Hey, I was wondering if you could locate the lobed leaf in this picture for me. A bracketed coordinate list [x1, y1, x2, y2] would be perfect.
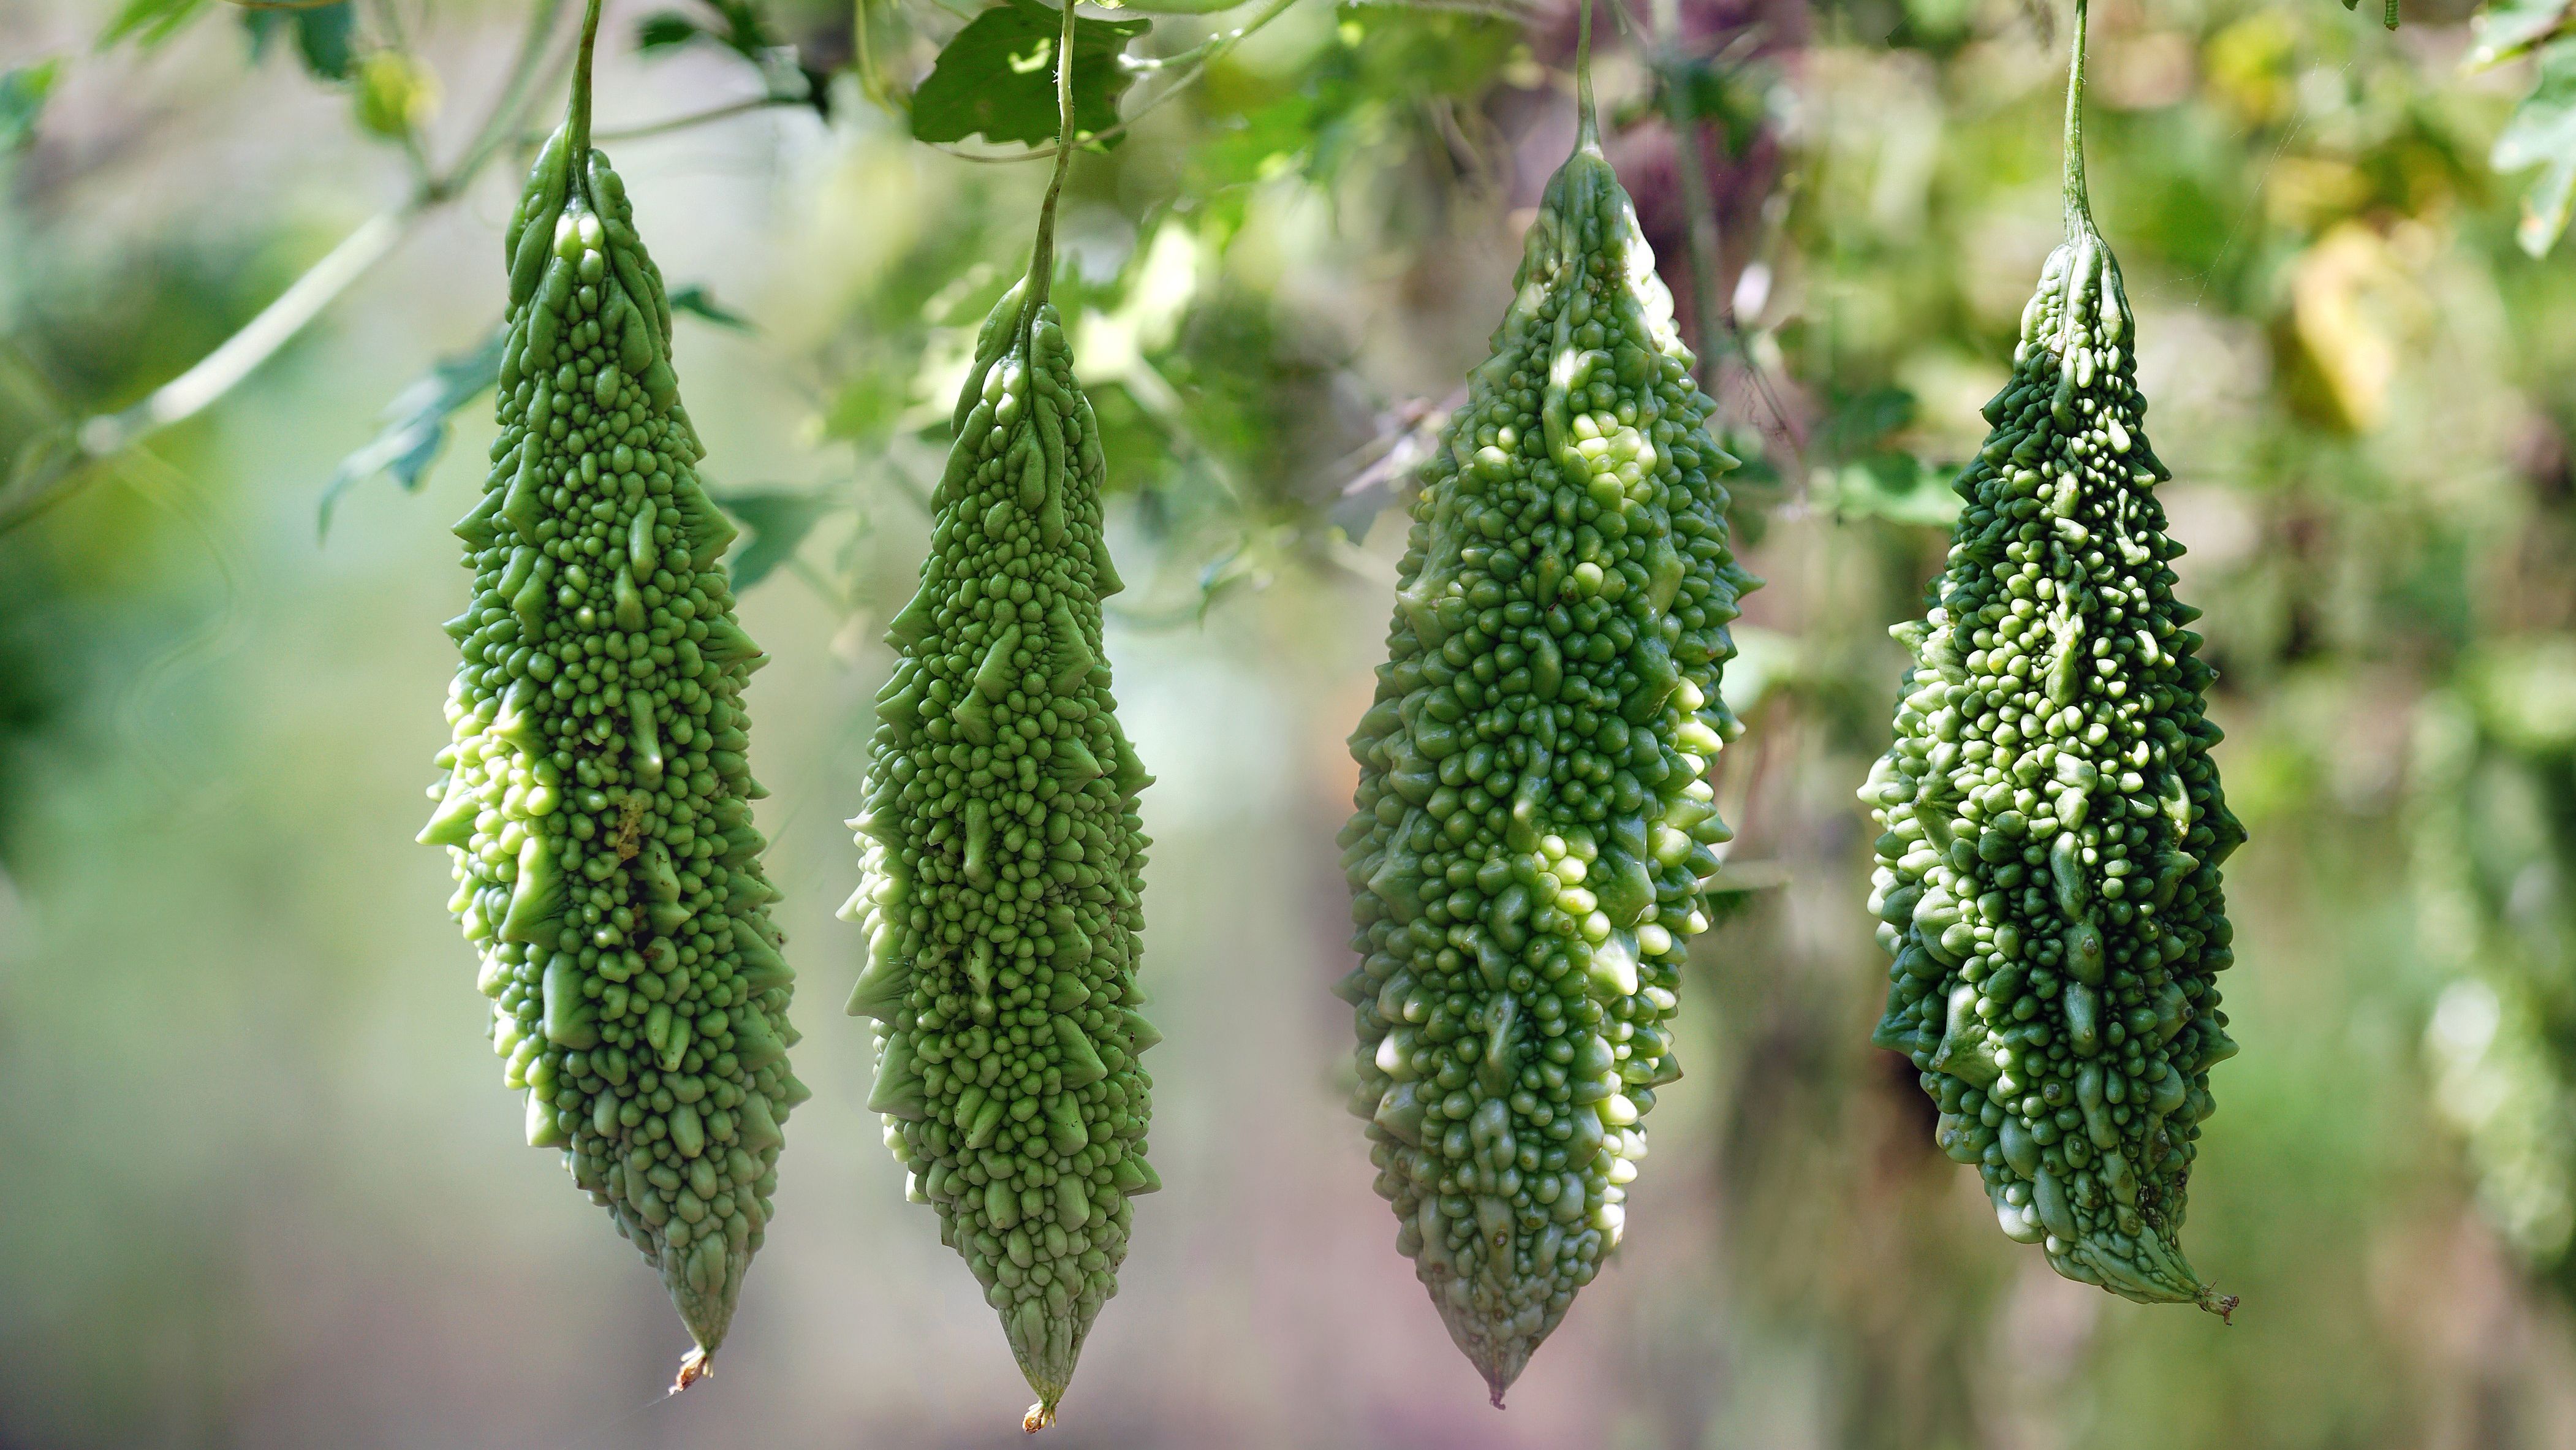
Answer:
[909, 0, 1150, 149]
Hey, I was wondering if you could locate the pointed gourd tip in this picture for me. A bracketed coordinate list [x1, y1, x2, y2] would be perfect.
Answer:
[1470, 1342, 1528, 1408]
[1022, 1399, 1057, 1434]
[671, 1346, 713, 1394]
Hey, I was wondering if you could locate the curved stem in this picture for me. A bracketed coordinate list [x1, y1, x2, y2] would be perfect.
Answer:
[568, 0, 607, 169]
[2063, 0, 2091, 228]
[592, 94, 795, 143]
[1575, 0, 1599, 150]
[1025, 0, 1082, 311]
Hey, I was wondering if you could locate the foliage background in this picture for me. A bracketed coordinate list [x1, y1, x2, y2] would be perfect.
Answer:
[6, 0, 2576, 1443]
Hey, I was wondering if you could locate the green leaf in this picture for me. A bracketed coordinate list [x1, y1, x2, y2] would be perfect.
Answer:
[316, 328, 504, 537]
[1818, 385, 1917, 456]
[2470, 0, 2576, 69]
[1660, 55, 1769, 155]
[102, 0, 210, 47]
[1825, 451, 1962, 527]
[635, 1, 830, 118]
[820, 359, 912, 446]
[636, 10, 708, 51]
[2494, 37, 2576, 257]
[0, 60, 62, 153]
[667, 285, 754, 332]
[1091, 0, 1254, 13]
[295, 4, 358, 80]
[246, 2, 357, 80]
[910, 0, 1150, 150]
[712, 490, 838, 590]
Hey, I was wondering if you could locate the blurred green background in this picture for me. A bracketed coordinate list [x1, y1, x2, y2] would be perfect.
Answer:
[9, 0, 2576, 1443]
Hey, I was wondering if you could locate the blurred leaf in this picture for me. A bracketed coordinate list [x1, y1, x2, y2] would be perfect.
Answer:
[1660, 56, 1769, 156]
[354, 50, 439, 139]
[244, 2, 357, 81]
[1817, 385, 1916, 455]
[820, 359, 912, 446]
[910, 0, 1150, 150]
[634, 1, 830, 120]
[101, 0, 210, 47]
[2468, 637, 2576, 751]
[1824, 451, 1961, 526]
[0, 59, 63, 153]
[2469, 0, 2576, 68]
[2495, 37, 2576, 257]
[667, 284, 754, 332]
[316, 327, 503, 537]
[713, 490, 837, 589]
[1093, 0, 1255, 12]
[2283, 224, 2408, 425]
[636, 10, 708, 51]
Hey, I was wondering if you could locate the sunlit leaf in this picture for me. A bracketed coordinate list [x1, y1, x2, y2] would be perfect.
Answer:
[2469, 0, 2576, 68]
[101, 0, 210, 47]
[910, 0, 1150, 150]
[316, 328, 503, 537]
[2496, 39, 2576, 257]
[1824, 451, 1961, 527]
[0, 60, 62, 153]
[713, 490, 839, 589]
[820, 359, 912, 446]
[1091, 0, 1256, 13]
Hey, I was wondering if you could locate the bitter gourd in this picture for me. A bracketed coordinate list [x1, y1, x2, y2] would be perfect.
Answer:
[422, 0, 802, 1386]
[1335, 2, 1754, 1402]
[1861, 0, 2240, 1316]
[842, 2, 1157, 1428]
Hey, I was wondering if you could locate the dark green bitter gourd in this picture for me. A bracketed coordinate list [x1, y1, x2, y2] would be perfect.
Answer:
[421, 0, 803, 1387]
[842, 3, 1157, 1429]
[1862, 0, 2241, 1317]
[1336, 2, 1755, 1403]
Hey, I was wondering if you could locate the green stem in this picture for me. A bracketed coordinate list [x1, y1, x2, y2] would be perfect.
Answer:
[568, 0, 607, 170]
[2063, 0, 2091, 229]
[1026, 0, 1082, 311]
[592, 95, 796, 143]
[1575, 0, 1599, 151]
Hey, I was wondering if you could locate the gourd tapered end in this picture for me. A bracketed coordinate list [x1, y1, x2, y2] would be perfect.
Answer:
[1432, 1298, 1538, 1409]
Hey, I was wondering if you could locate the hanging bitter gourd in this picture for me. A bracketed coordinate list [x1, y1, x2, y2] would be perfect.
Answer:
[420, 0, 803, 1386]
[1335, 2, 1754, 1402]
[841, 3, 1157, 1429]
[1861, 0, 2240, 1316]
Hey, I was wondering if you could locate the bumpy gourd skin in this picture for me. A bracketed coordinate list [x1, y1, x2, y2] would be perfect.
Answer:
[423, 126, 804, 1375]
[844, 272, 1158, 1428]
[1336, 132, 1754, 1403]
[1860, 203, 2243, 1314]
